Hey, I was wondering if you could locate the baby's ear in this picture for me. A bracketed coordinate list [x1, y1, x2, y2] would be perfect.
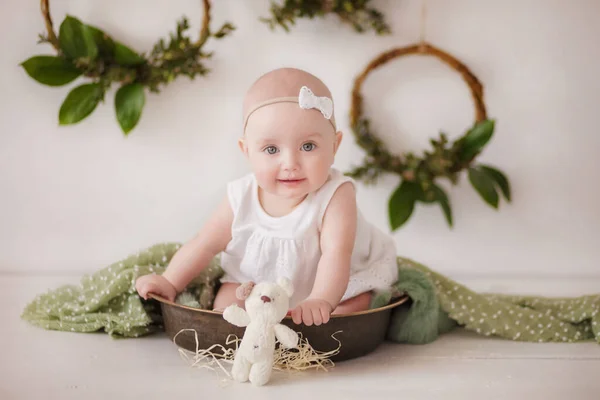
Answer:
[333, 131, 343, 155]
[277, 277, 294, 298]
[236, 281, 255, 300]
[238, 137, 248, 157]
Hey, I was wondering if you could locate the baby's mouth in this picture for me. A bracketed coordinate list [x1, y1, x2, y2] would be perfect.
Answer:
[278, 178, 305, 184]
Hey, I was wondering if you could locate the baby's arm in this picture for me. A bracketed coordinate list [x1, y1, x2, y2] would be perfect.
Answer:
[291, 182, 357, 325]
[162, 194, 233, 291]
[136, 194, 233, 300]
[311, 182, 357, 307]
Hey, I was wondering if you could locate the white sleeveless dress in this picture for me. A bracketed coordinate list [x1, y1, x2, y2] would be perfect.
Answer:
[219, 168, 398, 308]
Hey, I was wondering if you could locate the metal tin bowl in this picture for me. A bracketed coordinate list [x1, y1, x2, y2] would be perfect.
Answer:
[151, 294, 408, 362]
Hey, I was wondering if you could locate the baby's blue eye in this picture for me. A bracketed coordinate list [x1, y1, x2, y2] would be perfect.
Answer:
[302, 142, 316, 152]
[264, 146, 278, 154]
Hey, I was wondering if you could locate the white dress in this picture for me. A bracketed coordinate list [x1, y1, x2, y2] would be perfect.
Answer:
[219, 168, 399, 308]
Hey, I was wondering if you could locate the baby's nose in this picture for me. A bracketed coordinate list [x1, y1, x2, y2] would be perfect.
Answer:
[260, 295, 272, 303]
[282, 151, 299, 171]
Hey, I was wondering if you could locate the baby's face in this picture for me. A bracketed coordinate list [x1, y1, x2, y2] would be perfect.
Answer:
[240, 102, 342, 200]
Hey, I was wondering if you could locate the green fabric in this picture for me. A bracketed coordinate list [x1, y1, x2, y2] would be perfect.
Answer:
[21, 243, 223, 337]
[388, 257, 600, 344]
[21, 242, 600, 345]
[385, 264, 458, 344]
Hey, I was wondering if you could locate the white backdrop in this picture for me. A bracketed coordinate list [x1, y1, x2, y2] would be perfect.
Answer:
[1, 0, 599, 278]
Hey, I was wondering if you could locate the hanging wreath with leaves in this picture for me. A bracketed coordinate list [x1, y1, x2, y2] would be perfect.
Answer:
[20, 0, 234, 134]
[346, 42, 511, 231]
[262, 0, 390, 34]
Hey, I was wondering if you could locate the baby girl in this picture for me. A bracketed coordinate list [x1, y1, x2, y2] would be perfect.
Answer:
[136, 67, 398, 326]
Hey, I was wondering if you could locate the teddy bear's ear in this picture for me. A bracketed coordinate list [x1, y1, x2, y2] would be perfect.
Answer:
[236, 281, 255, 300]
[277, 277, 294, 297]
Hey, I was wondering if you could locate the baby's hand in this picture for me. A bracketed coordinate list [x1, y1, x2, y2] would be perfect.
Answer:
[290, 298, 333, 326]
[135, 274, 177, 302]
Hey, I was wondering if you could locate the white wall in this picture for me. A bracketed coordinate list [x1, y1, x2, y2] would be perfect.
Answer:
[1, 0, 599, 278]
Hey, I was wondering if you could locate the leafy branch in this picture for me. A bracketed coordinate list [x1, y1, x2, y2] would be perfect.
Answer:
[261, 0, 390, 35]
[21, 0, 234, 135]
[349, 119, 511, 230]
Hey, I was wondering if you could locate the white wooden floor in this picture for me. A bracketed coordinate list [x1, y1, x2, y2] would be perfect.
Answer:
[2, 273, 600, 400]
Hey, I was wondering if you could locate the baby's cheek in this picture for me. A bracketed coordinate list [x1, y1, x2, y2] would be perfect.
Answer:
[251, 157, 274, 182]
[252, 163, 276, 186]
[308, 156, 333, 186]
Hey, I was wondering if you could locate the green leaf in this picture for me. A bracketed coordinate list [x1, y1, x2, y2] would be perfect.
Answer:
[458, 119, 495, 161]
[213, 22, 235, 39]
[86, 25, 144, 66]
[417, 187, 437, 204]
[59, 83, 103, 125]
[468, 167, 499, 209]
[114, 43, 145, 66]
[59, 16, 98, 60]
[388, 180, 419, 230]
[86, 25, 115, 58]
[115, 83, 145, 134]
[432, 184, 453, 227]
[21, 56, 81, 86]
[479, 164, 511, 202]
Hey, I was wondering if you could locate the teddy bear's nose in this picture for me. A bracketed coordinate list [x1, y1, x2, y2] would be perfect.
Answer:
[260, 295, 272, 303]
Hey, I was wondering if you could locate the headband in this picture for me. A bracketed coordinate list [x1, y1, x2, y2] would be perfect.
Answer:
[243, 86, 336, 132]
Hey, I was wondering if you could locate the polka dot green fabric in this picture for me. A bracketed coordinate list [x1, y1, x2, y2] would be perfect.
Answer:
[394, 257, 600, 344]
[21, 243, 223, 337]
[21, 243, 599, 345]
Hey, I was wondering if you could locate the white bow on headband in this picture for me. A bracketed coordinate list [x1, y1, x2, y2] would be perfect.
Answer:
[243, 85, 336, 132]
[298, 86, 333, 120]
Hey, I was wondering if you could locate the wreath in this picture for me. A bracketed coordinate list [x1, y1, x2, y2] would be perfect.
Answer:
[346, 42, 511, 230]
[20, 0, 234, 134]
[20, 0, 389, 135]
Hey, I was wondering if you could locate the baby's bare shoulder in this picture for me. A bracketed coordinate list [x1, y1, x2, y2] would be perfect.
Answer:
[320, 182, 357, 249]
[325, 182, 356, 214]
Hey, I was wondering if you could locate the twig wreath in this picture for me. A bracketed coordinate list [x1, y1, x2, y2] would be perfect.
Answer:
[20, 0, 389, 135]
[21, 0, 234, 134]
[346, 42, 511, 230]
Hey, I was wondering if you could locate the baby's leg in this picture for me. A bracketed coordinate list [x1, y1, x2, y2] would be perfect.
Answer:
[332, 292, 372, 315]
[212, 282, 244, 311]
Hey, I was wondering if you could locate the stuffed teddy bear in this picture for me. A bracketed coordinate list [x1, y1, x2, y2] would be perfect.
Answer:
[222, 278, 299, 386]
